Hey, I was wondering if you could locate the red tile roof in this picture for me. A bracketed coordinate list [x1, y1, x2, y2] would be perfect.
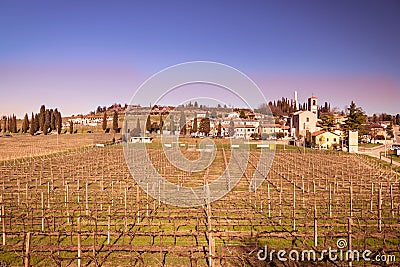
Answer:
[312, 130, 340, 137]
[311, 130, 326, 136]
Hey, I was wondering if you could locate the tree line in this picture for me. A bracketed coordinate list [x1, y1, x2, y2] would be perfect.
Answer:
[371, 113, 400, 125]
[100, 111, 120, 133]
[0, 115, 18, 134]
[318, 101, 399, 141]
[0, 105, 62, 135]
[257, 97, 333, 118]
[131, 110, 222, 137]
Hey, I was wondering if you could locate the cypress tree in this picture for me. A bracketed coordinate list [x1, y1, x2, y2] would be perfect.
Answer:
[112, 111, 118, 133]
[22, 113, 29, 133]
[30, 113, 35, 135]
[44, 110, 51, 135]
[192, 117, 197, 133]
[9, 115, 17, 133]
[39, 105, 46, 131]
[11, 116, 14, 133]
[9, 116, 13, 133]
[146, 115, 151, 133]
[11, 116, 14, 132]
[69, 121, 73, 134]
[54, 109, 58, 131]
[13, 115, 17, 133]
[10, 116, 13, 133]
[159, 114, 164, 134]
[50, 109, 56, 130]
[179, 110, 186, 135]
[56, 110, 62, 134]
[6, 117, 10, 132]
[8, 116, 12, 133]
[34, 114, 40, 132]
[46, 110, 51, 131]
[6, 117, 10, 133]
[132, 118, 141, 137]
[102, 112, 107, 131]
[9, 116, 12, 132]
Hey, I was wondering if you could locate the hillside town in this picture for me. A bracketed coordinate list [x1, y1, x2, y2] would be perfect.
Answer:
[54, 93, 400, 153]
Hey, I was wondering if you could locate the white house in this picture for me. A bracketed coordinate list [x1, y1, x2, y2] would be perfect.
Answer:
[311, 131, 340, 149]
[70, 116, 103, 126]
[234, 125, 257, 139]
[227, 112, 239, 119]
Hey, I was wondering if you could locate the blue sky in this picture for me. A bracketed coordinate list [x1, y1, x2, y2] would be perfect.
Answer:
[0, 0, 399, 117]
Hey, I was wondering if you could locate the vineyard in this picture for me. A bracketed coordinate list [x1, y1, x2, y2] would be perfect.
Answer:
[0, 136, 399, 266]
[0, 134, 113, 161]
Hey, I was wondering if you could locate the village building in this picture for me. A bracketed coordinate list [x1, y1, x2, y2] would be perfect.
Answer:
[259, 123, 280, 136]
[234, 125, 257, 139]
[291, 110, 317, 139]
[311, 130, 340, 149]
[227, 112, 239, 119]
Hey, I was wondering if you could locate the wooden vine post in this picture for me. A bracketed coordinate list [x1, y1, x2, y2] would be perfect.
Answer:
[24, 232, 31, 267]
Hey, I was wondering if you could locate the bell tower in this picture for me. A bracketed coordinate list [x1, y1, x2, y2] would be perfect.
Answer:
[308, 95, 318, 117]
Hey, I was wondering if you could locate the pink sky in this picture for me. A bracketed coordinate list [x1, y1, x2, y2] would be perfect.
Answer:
[0, 63, 144, 118]
[0, 63, 399, 118]
[254, 73, 400, 115]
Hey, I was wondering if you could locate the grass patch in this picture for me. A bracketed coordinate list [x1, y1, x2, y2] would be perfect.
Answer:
[359, 143, 382, 149]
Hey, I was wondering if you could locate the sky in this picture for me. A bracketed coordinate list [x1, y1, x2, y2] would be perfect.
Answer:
[0, 0, 399, 118]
